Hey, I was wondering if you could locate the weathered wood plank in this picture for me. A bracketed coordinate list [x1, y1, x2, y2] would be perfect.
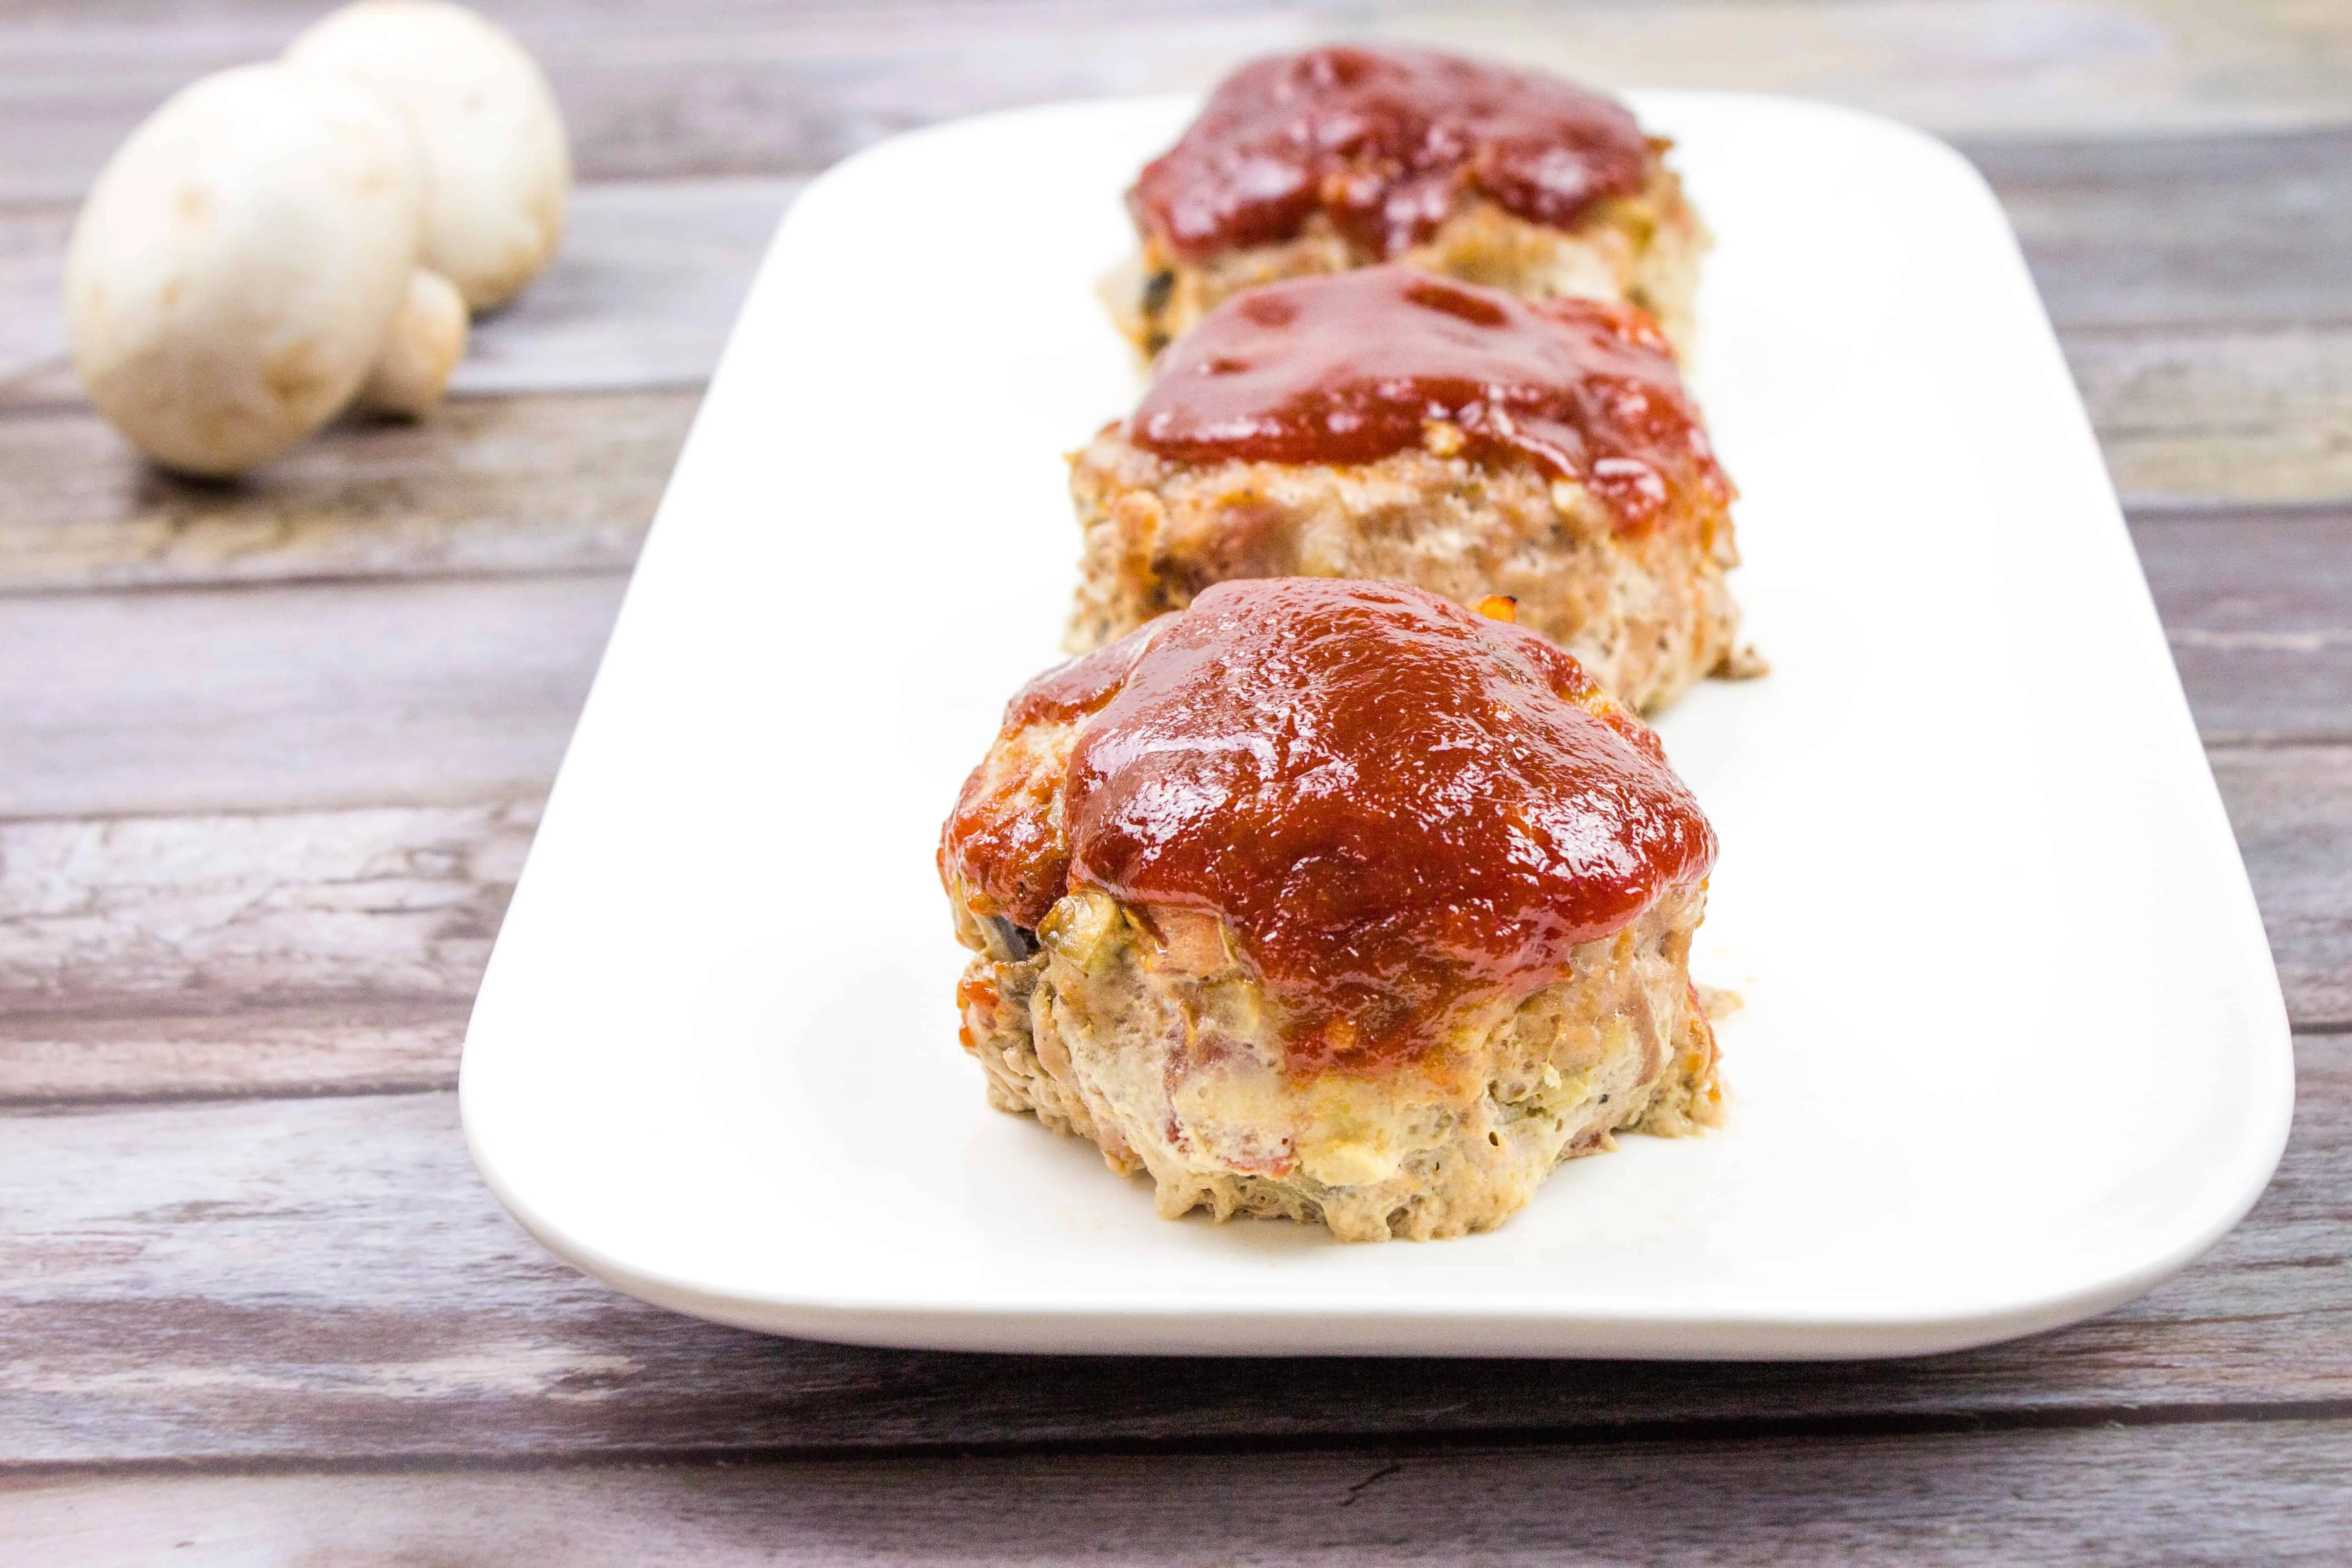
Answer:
[2133, 506, 2352, 745]
[7, 1419, 2352, 1565]
[0, 1035, 2344, 1461]
[456, 177, 798, 396]
[1977, 127, 2352, 333]
[0, 800, 528, 1002]
[0, 1007, 463, 1104]
[0, 573, 622, 819]
[2073, 326, 2352, 506]
[0, 205, 66, 395]
[0, 390, 686, 590]
[5, 0, 2352, 206]
[1384, 0, 2352, 138]
[2213, 747, 2352, 1032]
[0, 800, 533, 1101]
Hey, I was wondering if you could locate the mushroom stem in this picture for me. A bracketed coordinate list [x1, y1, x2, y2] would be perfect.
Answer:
[353, 267, 467, 418]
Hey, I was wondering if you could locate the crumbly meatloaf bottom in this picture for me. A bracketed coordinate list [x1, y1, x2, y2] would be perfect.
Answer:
[948, 883, 1721, 1244]
[1066, 432, 1743, 715]
[1116, 163, 1706, 359]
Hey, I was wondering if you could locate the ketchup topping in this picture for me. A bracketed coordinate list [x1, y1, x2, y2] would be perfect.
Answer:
[1127, 265, 1726, 531]
[941, 579, 1716, 1070]
[1132, 45, 1650, 262]
[938, 624, 1160, 935]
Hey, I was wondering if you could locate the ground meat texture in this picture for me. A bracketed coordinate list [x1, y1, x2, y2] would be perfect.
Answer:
[1114, 177, 1707, 363]
[1073, 268, 1748, 714]
[940, 579, 1725, 1243]
[1066, 426, 1744, 715]
[949, 883, 1721, 1243]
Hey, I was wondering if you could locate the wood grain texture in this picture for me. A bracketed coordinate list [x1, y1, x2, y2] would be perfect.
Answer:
[2213, 748, 2352, 1033]
[7, 1420, 2352, 1566]
[0, 206, 65, 393]
[1977, 127, 2352, 333]
[5, 0, 2352, 205]
[0, 574, 622, 819]
[2073, 327, 2352, 506]
[0, 801, 533, 1102]
[0, 1036, 2345, 1462]
[2134, 505, 2352, 745]
[0, 391, 687, 590]
[455, 177, 798, 395]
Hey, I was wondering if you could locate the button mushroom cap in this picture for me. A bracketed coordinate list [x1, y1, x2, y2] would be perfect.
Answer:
[64, 63, 425, 477]
[286, 0, 571, 311]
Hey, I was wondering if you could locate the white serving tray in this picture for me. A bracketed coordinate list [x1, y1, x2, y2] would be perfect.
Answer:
[461, 91, 2293, 1358]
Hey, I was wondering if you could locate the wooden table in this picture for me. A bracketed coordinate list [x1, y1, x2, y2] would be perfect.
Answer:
[4, 1, 2349, 1559]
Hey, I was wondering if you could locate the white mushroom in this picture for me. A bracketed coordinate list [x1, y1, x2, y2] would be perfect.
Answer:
[286, 0, 571, 312]
[64, 63, 447, 476]
[354, 265, 469, 417]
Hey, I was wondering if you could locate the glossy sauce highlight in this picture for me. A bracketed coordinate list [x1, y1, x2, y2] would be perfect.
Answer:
[943, 579, 1716, 1069]
[1132, 45, 1650, 261]
[1128, 265, 1726, 531]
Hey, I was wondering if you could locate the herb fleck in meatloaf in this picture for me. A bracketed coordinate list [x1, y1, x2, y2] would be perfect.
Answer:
[1070, 265, 1751, 714]
[940, 578, 1724, 1244]
[1113, 44, 1706, 357]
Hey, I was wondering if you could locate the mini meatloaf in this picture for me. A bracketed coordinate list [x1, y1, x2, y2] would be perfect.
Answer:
[1069, 265, 1745, 714]
[940, 577, 1723, 1244]
[1115, 44, 1706, 357]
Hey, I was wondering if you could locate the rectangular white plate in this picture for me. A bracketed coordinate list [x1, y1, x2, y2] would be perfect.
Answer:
[461, 91, 2292, 1359]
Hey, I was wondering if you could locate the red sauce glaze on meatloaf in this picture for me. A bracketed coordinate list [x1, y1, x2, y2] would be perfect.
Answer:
[940, 578, 1717, 1071]
[1127, 265, 1728, 532]
[1131, 45, 1649, 262]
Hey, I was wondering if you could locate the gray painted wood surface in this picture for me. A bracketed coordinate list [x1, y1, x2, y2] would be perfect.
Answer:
[8, 1421, 2352, 1565]
[3, 0, 2349, 1558]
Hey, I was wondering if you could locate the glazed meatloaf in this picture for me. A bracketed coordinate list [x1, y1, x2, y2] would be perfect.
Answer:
[940, 577, 1723, 1244]
[1069, 264, 1747, 714]
[1115, 44, 1706, 358]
